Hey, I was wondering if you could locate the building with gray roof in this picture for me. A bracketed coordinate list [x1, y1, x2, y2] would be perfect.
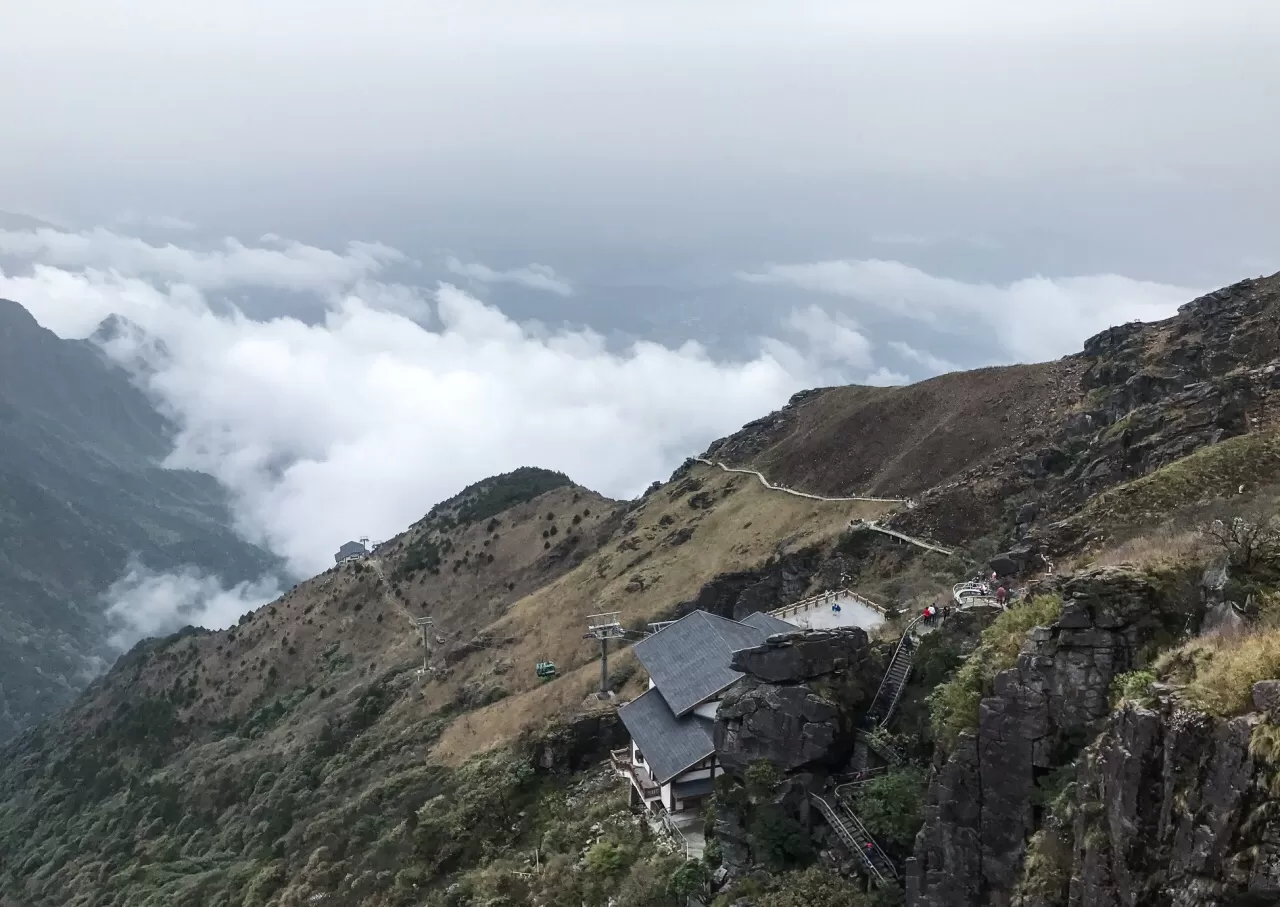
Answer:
[615, 608, 796, 816]
[333, 540, 368, 564]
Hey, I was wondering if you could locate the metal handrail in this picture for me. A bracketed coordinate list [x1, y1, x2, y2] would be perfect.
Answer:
[656, 805, 692, 860]
[866, 614, 923, 727]
[855, 728, 906, 766]
[840, 801, 899, 881]
[810, 794, 895, 884]
[834, 767, 890, 793]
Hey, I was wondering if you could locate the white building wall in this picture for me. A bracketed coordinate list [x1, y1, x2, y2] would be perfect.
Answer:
[692, 698, 720, 719]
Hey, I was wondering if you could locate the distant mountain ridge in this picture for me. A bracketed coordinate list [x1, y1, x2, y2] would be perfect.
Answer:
[0, 298, 282, 740]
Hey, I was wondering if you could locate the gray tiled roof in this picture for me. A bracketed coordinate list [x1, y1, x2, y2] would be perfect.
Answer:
[632, 610, 773, 717]
[619, 688, 715, 784]
[741, 610, 798, 636]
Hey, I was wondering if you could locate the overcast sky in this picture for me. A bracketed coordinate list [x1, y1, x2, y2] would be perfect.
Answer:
[1, 0, 1277, 639]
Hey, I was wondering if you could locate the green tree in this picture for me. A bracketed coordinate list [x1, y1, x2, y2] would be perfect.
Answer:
[748, 805, 813, 870]
[851, 767, 927, 851]
[754, 866, 886, 907]
[667, 860, 710, 902]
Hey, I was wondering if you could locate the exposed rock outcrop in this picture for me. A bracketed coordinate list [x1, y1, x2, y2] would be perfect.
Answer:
[895, 275, 1280, 549]
[1065, 700, 1280, 907]
[674, 547, 827, 621]
[713, 628, 881, 879]
[911, 567, 1202, 907]
[730, 629, 872, 684]
[521, 709, 629, 775]
[716, 629, 875, 773]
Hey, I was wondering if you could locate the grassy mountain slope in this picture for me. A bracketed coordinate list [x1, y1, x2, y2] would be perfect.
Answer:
[4, 272, 1280, 906]
[0, 458, 896, 906]
[709, 272, 1280, 546]
[704, 361, 1083, 498]
[0, 299, 282, 740]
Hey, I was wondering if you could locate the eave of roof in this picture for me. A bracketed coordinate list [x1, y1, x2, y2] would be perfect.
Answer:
[618, 687, 716, 784]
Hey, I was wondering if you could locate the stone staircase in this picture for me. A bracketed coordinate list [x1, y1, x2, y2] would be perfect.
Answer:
[811, 793, 898, 886]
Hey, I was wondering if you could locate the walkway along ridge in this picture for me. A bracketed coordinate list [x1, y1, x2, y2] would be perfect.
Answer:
[692, 457, 956, 556]
[856, 521, 956, 557]
[692, 458, 906, 505]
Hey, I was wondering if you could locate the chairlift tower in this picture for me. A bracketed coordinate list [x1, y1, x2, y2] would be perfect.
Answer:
[414, 616, 434, 676]
[583, 612, 627, 697]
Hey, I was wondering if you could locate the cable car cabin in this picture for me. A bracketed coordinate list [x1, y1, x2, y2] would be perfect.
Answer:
[535, 661, 558, 680]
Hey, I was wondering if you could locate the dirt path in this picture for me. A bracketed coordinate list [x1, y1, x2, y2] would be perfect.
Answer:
[367, 558, 418, 625]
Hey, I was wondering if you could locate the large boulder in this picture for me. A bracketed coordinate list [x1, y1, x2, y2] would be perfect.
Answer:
[729, 627, 870, 683]
[715, 627, 878, 775]
[716, 683, 842, 774]
[989, 544, 1041, 578]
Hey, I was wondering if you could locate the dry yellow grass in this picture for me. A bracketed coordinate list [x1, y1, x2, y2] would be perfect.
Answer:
[81, 464, 895, 768]
[1073, 528, 1212, 573]
[1156, 625, 1280, 716]
[429, 463, 897, 761]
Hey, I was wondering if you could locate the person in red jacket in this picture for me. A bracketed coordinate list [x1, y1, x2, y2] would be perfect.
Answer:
[996, 586, 1008, 606]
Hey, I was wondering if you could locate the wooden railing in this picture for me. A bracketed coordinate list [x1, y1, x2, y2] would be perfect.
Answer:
[611, 748, 661, 799]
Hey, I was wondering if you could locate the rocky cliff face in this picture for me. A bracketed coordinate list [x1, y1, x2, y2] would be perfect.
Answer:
[712, 628, 882, 877]
[717, 628, 876, 774]
[910, 568, 1202, 907]
[894, 275, 1280, 550]
[1063, 699, 1280, 907]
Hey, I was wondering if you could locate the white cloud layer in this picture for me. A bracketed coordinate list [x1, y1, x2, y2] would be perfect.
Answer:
[865, 367, 909, 387]
[445, 256, 574, 296]
[104, 562, 282, 650]
[784, 305, 873, 368]
[113, 212, 198, 231]
[738, 259, 1200, 362]
[2, 246, 845, 580]
[0, 227, 404, 295]
[0, 226, 1206, 638]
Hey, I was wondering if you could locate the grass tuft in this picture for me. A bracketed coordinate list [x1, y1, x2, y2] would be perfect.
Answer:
[929, 594, 1063, 748]
[1156, 628, 1280, 716]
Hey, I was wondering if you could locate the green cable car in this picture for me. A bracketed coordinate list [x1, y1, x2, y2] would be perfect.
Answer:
[535, 660, 558, 681]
